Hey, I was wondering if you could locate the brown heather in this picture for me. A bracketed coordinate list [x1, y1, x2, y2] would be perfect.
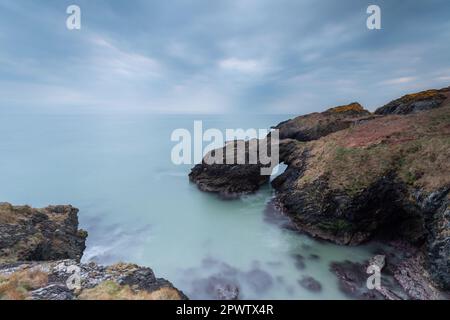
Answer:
[296, 103, 450, 195]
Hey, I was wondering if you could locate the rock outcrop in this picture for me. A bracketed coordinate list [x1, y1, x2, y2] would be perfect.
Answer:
[188, 86, 450, 296]
[0, 203, 186, 300]
[271, 101, 450, 290]
[0, 203, 87, 264]
[189, 137, 274, 198]
[0, 260, 186, 300]
[274, 102, 372, 141]
[330, 242, 448, 300]
[374, 87, 450, 115]
[189, 103, 372, 197]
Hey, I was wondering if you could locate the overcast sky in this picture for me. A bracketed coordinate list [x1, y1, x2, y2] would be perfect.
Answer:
[1, 0, 449, 114]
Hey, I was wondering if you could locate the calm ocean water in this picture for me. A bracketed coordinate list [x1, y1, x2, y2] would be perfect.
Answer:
[0, 114, 378, 299]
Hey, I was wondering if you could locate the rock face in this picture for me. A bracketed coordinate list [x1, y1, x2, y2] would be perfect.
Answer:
[188, 86, 450, 296]
[274, 102, 372, 141]
[0, 203, 187, 300]
[0, 203, 87, 264]
[375, 87, 450, 115]
[189, 138, 273, 198]
[189, 103, 372, 197]
[330, 243, 447, 300]
[271, 101, 450, 290]
[330, 259, 404, 300]
[0, 260, 187, 300]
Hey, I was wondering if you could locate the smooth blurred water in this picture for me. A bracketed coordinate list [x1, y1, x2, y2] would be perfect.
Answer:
[0, 114, 378, 299]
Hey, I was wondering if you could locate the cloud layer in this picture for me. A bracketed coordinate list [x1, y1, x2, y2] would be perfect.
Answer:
[0, 0, 449, 114]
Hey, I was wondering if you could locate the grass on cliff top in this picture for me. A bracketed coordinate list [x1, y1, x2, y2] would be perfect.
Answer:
[78, 281, 182, 300]
[0, 203, 33, 224]
[394, 89, 444, 104]
[297, 104, 450, 195]
[326, 102, 365, 113]
[0, 269, 48, 300]
[278, 102, 370, 133]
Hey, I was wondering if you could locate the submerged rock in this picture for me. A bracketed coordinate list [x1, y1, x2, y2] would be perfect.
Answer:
[291, 254, 306, 270]
[330, 260, 387, 300]
[244, 268, 274, 293]
[298, 276, 322, 293]
[192, 276, 240, 300]
[330, 244, 447, 300]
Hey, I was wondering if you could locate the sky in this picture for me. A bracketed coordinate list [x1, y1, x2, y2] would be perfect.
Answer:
[0, 0, 449, 115]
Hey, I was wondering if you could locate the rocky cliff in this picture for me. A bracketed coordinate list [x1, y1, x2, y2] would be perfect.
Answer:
[0, 203, 186, 300]
[189, 87, 450, 298]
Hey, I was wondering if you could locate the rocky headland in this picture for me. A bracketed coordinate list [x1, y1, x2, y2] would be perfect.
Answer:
[0, 203, 187, 300]
[189, 86, 450, 299]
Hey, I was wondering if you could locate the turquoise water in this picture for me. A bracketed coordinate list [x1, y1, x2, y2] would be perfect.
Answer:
[0, 114, 377, 299]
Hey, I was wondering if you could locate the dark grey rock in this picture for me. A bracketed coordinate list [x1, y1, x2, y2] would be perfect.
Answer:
[298, 276, 322, 293]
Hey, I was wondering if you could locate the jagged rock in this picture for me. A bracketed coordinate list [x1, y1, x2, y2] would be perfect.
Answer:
[329, 259, 405, 300]
[0, 260, 187, 300]
[0, 204, 187, 300]
[271, 100, 450, 290]
[375, 87, 450, 115]
[187, 86, 450, 296]
[189, 138, 273, 198]
[31, 284, 75, 300]
[330, 260, 383, 299]
[189, 103, 372, 197]
[0, 203, 87, 263]
[369, 255, 386, 270]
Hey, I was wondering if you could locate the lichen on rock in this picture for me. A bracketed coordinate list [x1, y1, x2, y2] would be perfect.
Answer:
[375, 87, 450, 115]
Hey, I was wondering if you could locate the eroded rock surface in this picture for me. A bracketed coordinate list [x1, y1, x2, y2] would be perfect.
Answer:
[0, 260, 187, 300]
[330, 242, 448, 300]
[189, 138, 274, 198]
[189, 103, 372, 197]
[271, 101, 450, 290]
[274, 102, 372, 141]
[0, 203, 186, 300]
[0, 203, 87, 264]
[188, 86, 450, 297]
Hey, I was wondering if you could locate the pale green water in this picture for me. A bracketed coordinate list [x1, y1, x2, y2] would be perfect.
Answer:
[0, 114, 379, 299]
